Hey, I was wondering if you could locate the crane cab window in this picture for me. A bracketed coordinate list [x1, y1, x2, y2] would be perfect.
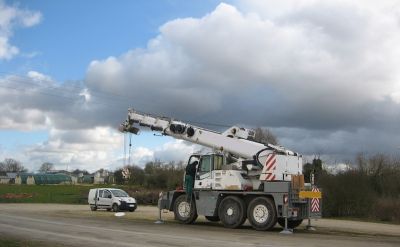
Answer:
[198, 155, 212, 173]
[213, 155, 224, 170]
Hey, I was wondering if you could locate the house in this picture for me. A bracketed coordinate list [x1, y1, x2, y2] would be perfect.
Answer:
[94, 170, 115, 184]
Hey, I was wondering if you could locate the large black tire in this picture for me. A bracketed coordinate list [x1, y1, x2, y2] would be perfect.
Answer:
[173, 194, 198, 224]
[112, 203, 119, 212]
[247, 197, 277, 231]
[277, 218, 303, 229]
[218, 196, 246, 229]
[205, 216, 220, 222]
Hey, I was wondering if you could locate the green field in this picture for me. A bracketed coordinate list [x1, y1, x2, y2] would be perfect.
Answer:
[0, 184, 97, 204]
[0, 184, 160, 205]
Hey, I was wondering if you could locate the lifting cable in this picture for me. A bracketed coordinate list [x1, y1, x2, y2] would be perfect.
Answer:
[128, 133, 132, 166]
[123, 133, 127, 167]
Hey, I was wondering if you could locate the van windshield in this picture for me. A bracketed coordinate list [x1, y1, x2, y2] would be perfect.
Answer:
[110, 189, 129, 197]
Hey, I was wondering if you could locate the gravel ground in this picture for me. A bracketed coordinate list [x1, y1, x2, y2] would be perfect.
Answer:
[0, 203, 399, 247]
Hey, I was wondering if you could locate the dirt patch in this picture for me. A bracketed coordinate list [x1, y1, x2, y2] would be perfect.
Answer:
[1, 193, 34, 199]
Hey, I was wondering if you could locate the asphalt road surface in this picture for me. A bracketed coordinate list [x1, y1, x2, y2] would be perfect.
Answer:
[0, 204, 399, 247]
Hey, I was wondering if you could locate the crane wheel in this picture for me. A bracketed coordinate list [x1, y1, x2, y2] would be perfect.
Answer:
[247, 197, 277, 231]
[277, 218, 303, 229]
[173, 194, 198, 224]
[218, 196, 246, 228]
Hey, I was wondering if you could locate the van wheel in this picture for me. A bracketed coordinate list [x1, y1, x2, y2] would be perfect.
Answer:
[173, 194, 197, 224]
[129, 208, 136, 212]
[112, 203, 119, 212]
[247, 197, 277, 231]
[90, 206, 97, 211]
[277, 218, 303, 229]
[218, 196, 246, 228]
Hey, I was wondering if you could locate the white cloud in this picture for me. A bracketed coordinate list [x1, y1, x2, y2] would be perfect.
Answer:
[27, 71, 52, 83]
[153, 140, 202, 163]
[129, 147, 154, 166]
[0, 1, 42, 60]
[86, 2, 400, 129]
[26, 127, 123, 172]
[125, 140, 203, 168]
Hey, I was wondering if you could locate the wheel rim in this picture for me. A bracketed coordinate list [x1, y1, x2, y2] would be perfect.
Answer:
[226, 207, 234, 216]
[253, 204, 269, 224]
[178, 201, 190, 218]
[222, 200, 239, 224]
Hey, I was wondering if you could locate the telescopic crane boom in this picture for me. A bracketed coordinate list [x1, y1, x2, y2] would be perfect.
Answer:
[119, 108, 300, 157]
[119, 108, 302, 181]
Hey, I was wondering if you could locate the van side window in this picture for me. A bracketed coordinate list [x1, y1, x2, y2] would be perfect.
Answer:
[103, 190, 111, 198]
[98, 189, 104, 198]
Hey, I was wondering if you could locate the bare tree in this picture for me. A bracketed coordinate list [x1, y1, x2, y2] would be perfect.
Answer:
[0, 158, 27, 172]
[39, 162, 54, 172]
[253, 127, 278, 145]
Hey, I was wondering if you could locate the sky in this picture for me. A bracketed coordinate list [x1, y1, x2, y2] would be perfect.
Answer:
[1, 0, 400, 172]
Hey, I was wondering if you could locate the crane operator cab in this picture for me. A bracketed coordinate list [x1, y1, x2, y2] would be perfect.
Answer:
[185, 154, 254, 192]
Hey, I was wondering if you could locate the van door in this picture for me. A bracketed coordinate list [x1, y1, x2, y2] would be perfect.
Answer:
[98, 189, 112, 208]
[96, 189, 104, 208]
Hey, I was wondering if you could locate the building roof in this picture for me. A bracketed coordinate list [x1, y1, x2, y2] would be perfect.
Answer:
[6, 172, 17, 179]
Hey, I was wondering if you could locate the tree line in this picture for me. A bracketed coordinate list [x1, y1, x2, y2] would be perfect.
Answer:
[0, 158, 27, 173]
[304, 154, 400, 222]
[114, 160, 185, 190]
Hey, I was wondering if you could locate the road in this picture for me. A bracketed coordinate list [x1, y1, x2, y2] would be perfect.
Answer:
[0, 204, 399, 247]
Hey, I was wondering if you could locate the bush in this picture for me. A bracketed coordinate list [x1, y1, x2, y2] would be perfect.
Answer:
[320, 171, 376, 217]
[125, 188, 160, 205]
[314, 153, 400, 222]
[372, 197, 400, 223]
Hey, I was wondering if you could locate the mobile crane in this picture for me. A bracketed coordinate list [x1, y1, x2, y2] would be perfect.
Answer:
[119, 108, 321, 231]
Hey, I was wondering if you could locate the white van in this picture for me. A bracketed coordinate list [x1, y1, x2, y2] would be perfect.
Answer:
[88, 188, 137, 212]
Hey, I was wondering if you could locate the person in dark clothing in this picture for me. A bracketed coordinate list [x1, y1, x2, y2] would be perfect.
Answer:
[185, 160, 198, 202]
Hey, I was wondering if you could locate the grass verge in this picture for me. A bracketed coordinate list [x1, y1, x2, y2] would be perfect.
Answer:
[0, 184, 161, 205]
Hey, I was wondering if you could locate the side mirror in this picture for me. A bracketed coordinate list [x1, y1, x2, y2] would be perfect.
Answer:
[108, 195, 112, 199]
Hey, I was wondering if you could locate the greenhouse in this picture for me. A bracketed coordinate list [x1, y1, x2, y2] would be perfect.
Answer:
[15, 173, 72, 185]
